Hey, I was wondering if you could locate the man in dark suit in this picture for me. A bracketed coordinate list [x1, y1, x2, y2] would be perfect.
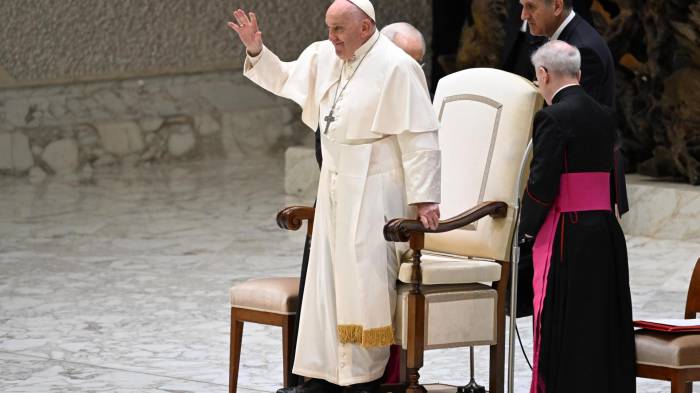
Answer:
[501, 0, 592, 82]
[518, 39, 635, 393]
[522, 0, 612, 106]
[508, 0, 628, 318]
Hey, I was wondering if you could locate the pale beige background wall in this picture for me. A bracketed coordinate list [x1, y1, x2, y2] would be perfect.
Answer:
[0, 0, 431, 86]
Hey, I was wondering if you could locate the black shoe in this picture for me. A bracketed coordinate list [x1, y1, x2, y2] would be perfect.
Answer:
[348, 378, 381, 393]
[276, 378, 343, 393]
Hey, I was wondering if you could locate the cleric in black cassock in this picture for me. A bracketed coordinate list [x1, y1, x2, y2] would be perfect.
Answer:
[508, 0, 629, 319]
[519, 41, 635, 393]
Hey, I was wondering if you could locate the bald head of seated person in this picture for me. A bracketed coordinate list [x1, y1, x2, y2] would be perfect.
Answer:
[380, 22, 426, 63]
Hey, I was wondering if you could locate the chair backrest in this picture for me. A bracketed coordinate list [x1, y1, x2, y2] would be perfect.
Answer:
[426, 68, 543, 262]
[685, 257, 700, 318]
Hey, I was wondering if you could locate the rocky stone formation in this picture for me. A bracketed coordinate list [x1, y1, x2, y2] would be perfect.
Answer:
[0, 132, 33, 172]
[42, 139, 79, 174]
[285, 146, 320, 199]
[0, 71, 309, 179]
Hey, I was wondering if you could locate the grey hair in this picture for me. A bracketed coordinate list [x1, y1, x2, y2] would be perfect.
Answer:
[530, 40, 581, 77]
[380, 22, 426, 57]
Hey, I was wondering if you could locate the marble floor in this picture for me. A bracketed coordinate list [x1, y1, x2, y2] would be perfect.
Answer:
[0, 155, 698, 393]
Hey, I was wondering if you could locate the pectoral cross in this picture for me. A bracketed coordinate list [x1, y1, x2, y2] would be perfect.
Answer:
[323, 110, 336, 134]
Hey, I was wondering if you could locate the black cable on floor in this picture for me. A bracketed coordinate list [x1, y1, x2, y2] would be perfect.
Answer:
[515, 323, 533, 371]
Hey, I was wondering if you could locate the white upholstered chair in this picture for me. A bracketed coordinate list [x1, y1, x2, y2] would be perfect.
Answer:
[384, 68, 542, 393]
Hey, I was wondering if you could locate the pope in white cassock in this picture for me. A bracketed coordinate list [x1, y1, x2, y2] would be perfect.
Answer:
[228, 1, 441, 392]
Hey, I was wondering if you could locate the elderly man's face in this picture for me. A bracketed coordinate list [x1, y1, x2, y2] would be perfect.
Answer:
[326, 2, 373, 60]
[520, 0, 563, 37]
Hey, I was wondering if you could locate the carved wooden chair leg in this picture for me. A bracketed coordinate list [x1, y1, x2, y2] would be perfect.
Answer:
[489, 260, 509, 393]
[488, 327, 506, 393]
[229, 308, 244, 393]
[282, 314, 295, 388]
[406, 290, 426, 393]
[671, 371, 685, 393]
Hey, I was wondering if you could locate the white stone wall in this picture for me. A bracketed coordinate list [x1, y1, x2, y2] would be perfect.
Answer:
[285, 146, 320, 198]
[0, 71, 310, 178]
[0, 1, 431, 179]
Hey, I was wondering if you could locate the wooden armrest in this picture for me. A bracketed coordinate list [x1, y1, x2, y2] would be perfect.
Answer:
[276, 206, 315, 235]
[383, 201, 508, 242]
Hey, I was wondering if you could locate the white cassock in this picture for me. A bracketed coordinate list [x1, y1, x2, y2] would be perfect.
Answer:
[244, 30, 441, 386]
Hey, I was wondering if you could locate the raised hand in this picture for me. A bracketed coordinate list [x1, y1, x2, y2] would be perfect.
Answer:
[227, 9, 263, 57]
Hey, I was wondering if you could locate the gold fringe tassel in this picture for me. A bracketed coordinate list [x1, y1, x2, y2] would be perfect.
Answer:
[362, 325, 395, 348]
[337, 324, 395, 348]
[337, 324, 363, 345]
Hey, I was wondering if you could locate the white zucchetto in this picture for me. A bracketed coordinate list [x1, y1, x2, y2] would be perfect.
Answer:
[346, 0, 375, 22]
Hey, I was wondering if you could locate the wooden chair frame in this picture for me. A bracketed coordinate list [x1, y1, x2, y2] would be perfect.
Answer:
[227, 206, 315, 393]
[229, 307, 295, 393]
[636, 257, 700, 393]
[383, 201, 510, 393]
[277, 201, 511, 393]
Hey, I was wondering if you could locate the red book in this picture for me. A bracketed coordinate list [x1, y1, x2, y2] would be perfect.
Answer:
[634, 319, 700, 333]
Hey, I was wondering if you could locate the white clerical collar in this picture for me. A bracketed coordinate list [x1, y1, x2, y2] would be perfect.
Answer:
[552, 83, 578, 100]
[550, 10, 575, 41]
[350, 29, 380, 62]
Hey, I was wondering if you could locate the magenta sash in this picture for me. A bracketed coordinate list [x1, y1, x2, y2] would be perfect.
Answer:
[530, 172, 611, 393]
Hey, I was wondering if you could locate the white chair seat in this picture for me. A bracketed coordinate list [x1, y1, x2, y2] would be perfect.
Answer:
[398, 252, 502, 285]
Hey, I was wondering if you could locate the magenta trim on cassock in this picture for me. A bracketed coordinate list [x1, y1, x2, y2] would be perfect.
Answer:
[530, 172, 611, 393]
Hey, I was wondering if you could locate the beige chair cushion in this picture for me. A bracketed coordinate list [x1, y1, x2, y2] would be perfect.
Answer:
[230, 277, 299, 315]
[635, 330, 700, 368]
[394, 283, 497, 349]
[398, 252, 502, 285]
